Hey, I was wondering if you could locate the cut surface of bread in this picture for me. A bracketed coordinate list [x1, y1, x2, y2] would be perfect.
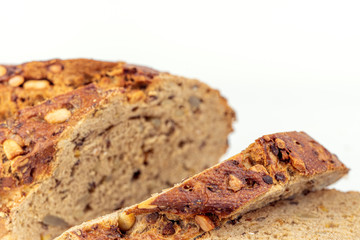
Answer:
[55, 131, 348, 240]
[201, 189, 360, 240]
[0, 60, 235, 239]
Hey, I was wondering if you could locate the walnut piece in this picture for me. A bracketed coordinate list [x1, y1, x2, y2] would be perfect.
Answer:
[275, 138, 286, 149]
[250, 164, 268, 174]
[162, 222, 176, 235]
[228, 174, 245, 192]
[106, 67, 123, 76]
[291, 157, 307, 172]
[263, 135, 271, 141]
[195, 215, 215, 232]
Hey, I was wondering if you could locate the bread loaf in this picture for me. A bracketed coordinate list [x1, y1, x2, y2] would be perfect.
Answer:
[0, 60, 235, 239]
[55, 131, 348, 240]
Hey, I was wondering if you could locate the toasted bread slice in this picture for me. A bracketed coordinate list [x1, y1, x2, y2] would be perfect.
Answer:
[56, 131, 348, 240]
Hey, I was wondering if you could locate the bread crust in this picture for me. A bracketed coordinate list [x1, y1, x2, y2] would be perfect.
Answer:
[58, 132, 348, 240]
[0, 59, 159, 121]
[130, 132, 346, 218]
[0, 84, 103, 197]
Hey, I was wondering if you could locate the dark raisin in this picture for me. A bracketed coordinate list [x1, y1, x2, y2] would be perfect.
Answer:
[227, 219, 237, 225]
[183, 185, 193, 191]
[312, 150, 319, 156]
[286, 195, 296, 200]
[270, 144, 279, 156]
[106, 140, 111, 148]
[84, 204, 92, 212]
[52, 126, 65, 136]
[287, 168, 295, 176]
[245, 178, 257, 188]
[207, 184, 218, 192]
[131, 106, 139, 112]
[147, 95, 158, 102]
[178, 140, 186, 148]
[11, 93, 18, 102]
[55, 179, 61, 188]
[132, 170, 141, 180]
[146, 212, 159, 224]
[303, 189, 311, 195]
[289, 201, 299, 205]
[275, 173, 286, 182]
[162, 222, 175, 235]
[88, 182, 96, 193]
[165, 119, 175, 136]
[230, 160, 240, 166]
[269, 201, 277, 206]
[306, 180, 315, 187]
[262, 175, 273, 184]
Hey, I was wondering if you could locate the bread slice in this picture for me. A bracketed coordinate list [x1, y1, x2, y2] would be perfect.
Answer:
[200, 189, 360, 239]
[0, 61, 235, 239]
[55, 131, 349, 240]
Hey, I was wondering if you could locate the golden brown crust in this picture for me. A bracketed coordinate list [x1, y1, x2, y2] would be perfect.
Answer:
[129, 132, 345, 218]
[71, 224, 125, 239]
[0, 59, 159, 121]
[0, 84, 106, 198]
[67, 132, 348, 240]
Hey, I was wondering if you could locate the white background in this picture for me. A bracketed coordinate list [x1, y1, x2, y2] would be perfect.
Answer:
[0, 0, 359, 191]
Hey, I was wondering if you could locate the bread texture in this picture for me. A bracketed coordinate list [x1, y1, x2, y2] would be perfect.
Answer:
[0, 60, 235, 239]
[55, 131, 349, 240]
[201, 189, 360, 240]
